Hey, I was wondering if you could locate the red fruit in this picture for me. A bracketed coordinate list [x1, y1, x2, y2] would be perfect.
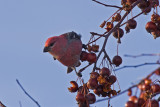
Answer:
[68, 81, 78, 92]
[127, 19, 137, 29]
[128, 89, 132, 96]
[125, 101, 136, 107]
[87, 53, 97, 63]
[112, 28, 124, 38]
[80, 51, 88, 61]
[145, 21, 157, 33]
[112, 55, 122, 66]
[137, 98, 145, 107]
[129, 96, 138, 103]
[146, 99, 159, 107]
[100, 21, 106, 28]
[99, 67, 111, 77]
[151, 84, 160, 93]
[108, 75, 117, 84]
[76, 93, 85, 103]
[113, 13, 121, 22]
[86, 93, 96, 104]
[105, 22, 114, 32]
[93, 85, 103, 96]
[144, 79, 152, 85]
[87, 78, 98, 89]
[141, 84, 151, 91]
[90, 72, 99, 79]
[138, 1, 148, 9]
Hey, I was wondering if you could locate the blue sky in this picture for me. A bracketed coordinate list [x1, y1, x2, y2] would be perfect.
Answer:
[0, 0, 160, 107]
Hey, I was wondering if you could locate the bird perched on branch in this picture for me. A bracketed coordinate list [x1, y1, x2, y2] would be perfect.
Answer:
[43, 31, 82, 74]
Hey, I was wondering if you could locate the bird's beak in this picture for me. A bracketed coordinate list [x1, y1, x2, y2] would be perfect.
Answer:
[43, 46, 50, 52]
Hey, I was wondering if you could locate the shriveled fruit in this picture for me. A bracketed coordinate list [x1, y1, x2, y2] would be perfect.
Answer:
[113, 13, 121, 22]
[128, 89, 132, 96]
[93, 85, 103, 96]
[137, 98, 145, 107]
[87, 78, 98, 89]
[108, 75, 117, 84]
[68, 81, 78, 92]
[99, 67, 111, 77]
[125, 101, 135, 107]
[87, 53, 97, 63]
[146, 99, 159, 107]
[90, 72, 99, 79]
[112, 28, 124, 38]
[144, 79, 152, 85]
[145, 21, 157, 33]
[112, 55, 122, 66]
[126, 19, 137, 29]
[151, 84, 160, 93]
[129, 96, 138, 103]
[80, 51, 88, 61]
[86, 93, 96, 104]
[76, 93, 85, 103]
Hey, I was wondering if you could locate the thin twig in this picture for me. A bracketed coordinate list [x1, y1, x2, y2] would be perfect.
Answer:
[114, 62, 160, 71]
[16, 79, 41, 107]
[92, 0, 122, 9]
[19, 101, 22, 107]
[124, 53, 160, 58]
[103, 49, 112, 66]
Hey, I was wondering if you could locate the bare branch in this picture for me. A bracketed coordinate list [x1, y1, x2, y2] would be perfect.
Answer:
[124, 53, 160, 58]
[92, 0, 122, 9]
[16, 79, 41, 107]
[114, 62, 160, 71]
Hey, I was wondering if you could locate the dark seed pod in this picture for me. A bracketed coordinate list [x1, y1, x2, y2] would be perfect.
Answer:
[126, 19, 137, 29]
[112, 28, 124, 39]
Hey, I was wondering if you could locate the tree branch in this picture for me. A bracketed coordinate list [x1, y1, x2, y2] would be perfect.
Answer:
[16, 79, 41, 107]
[92, 0, 122, 9]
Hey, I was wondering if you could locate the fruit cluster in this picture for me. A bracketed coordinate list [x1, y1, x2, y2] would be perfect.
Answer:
[68, 67, 119, 106]
[146, 13, 160, 39]
[125, 67, 160, 107]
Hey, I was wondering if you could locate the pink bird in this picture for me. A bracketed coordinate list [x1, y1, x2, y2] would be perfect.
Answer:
[43, 31, 82, 74]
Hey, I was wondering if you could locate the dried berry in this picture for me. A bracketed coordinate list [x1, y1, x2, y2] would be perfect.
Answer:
[128, 89, 132, 96]
[93, 85, 103, 96]
[145, 21, 157, 33]
[151, 84, 160, 93]
[76, 93, 85, 103]
[108, 75, 117, 84]
[68, 81, 78, 92]
[112, 28, 124, 39]
[90, 72, 99, 79]
[87, 53, 97, 63]
[86, 93, 96, 104]
[129, 96, 138, 103]
[80, 51, 88, 61]
[113, 13, 121, 22]
[99, 67, 111, 77]
[125, 101, 136, 107]
[112, 55, 122, 66]
[87, 78, 98, 89]
[100, 21, 106, 28]
[126, 19, 137, 29]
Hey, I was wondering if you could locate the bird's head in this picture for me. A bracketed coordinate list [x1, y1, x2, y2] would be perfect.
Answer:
[43, 36, 58, 53]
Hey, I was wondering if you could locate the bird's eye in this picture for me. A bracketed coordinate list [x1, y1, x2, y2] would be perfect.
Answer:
[50, 43, 54, 47]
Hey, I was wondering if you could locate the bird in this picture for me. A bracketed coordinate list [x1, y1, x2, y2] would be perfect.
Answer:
[43, 31, 82, 74]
